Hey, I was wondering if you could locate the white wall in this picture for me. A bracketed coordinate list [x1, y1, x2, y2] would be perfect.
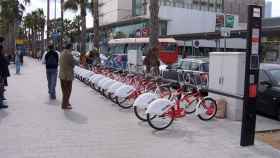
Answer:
[99, 0, 132, 25]
[99, 0, 118, 25]
[117, 0, 132, 21]
[159, 6, 217, 35]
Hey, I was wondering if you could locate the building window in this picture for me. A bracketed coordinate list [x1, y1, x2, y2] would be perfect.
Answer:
[216, 0, 223, 12]
[132, 0, 147, 16]
[201, 0, 208, 11]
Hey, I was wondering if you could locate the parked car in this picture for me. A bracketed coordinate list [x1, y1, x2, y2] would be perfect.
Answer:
[161, 57, 209, 83]
[257, 63, 280, 120]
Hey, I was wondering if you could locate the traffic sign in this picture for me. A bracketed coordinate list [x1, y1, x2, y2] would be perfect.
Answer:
[225, 15, 235, 28]
[194, 40, 200, 48]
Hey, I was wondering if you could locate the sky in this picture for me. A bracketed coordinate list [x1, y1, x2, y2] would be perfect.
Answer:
[24, 0, 94, 27]
[24, 0, 280, 28]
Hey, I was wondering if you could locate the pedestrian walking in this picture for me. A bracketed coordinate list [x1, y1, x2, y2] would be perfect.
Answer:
[15, 49, 21, 74]
[0, 45, 10, 109]
[59, 43, 77, 110]
[42, 45, 59, 99]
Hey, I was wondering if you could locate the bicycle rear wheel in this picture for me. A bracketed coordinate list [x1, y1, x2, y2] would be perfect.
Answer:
[198, 98, 217, 121]
[147, 108, 175, 130]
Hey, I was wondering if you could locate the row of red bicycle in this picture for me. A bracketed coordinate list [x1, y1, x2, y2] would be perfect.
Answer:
[74, 65, 217, 130]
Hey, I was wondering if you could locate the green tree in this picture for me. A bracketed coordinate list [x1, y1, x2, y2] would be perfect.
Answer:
[23, 9, 45, 57]
[0, 0, 30, 54]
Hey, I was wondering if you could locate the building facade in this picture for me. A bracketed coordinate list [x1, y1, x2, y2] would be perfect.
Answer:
[224, 0, 265, 22]
[86, 0, 252, 54]
[265, 1, 272, 18]
[99, 0, 132, 25]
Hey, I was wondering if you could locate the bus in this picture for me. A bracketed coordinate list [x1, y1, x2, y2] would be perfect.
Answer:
[106, 38, 178, 70]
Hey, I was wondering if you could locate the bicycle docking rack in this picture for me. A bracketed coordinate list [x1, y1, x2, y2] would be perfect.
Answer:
[205, 88, 244, 100]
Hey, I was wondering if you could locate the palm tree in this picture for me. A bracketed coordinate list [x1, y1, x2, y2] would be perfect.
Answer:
[64, 0, 88, 56]
[0, 0, 30, 55]
[23, 9, 45, 57]
[92, 0, 99, 49]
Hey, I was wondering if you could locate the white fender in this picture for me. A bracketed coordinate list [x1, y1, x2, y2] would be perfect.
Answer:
[84, 72, 94, 80]
[146, 98, 174, 115]
[114, 85, 136, 98]
[102, 79, 118, 90]
[92, 75, 105, 84]
[88, 75, 98, 82]
[96, 77, 110, 88]
[107, 82, 124, 93]
[99, 78, 113, 89]
[133, 93, 158, 109]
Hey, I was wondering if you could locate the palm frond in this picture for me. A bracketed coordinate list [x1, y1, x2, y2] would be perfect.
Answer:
[64, 0, 79, 11]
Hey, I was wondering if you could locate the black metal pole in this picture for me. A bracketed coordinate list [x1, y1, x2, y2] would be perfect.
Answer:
[240, 5, 262, 147]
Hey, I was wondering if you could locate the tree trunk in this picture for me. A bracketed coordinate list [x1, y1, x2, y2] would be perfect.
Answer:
[79, 0, 87, 65]
[149, 0, 159, 49]
[47, 0, 50, 43]
[60, 0, 64, 51]
[41, 29, 45, 58]
[145, 0, 160, 76]
[32, 29, 35, 57]
[93, 0, 100, 49]
[11, 22, 16, 56]
[80, 0, 87, 55]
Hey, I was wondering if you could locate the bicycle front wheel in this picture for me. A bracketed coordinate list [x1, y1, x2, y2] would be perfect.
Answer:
[197, 98, 217, 121]
[181, 94, 198, 114]
[116, 96, 135, 109]
[134, 106, 147, 121]
[147, 108, 175, 130]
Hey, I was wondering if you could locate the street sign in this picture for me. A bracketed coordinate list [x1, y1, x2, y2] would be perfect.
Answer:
[225, 15, 235, 28]
[52, 32, 60, 40]
[194, 40, 200, 48]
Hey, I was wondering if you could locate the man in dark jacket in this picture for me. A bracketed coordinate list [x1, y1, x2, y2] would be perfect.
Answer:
[0, 45, 10, 108]
[43, 45, 59, 99]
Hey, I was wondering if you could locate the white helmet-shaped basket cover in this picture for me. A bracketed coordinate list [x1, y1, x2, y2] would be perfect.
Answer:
[133, 93, 158, 109]
[146, 98, 174, 115]
[114, 85, 136, 98]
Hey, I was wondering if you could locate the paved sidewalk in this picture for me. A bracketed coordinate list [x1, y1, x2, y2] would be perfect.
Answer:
[0, 57, 279, 158]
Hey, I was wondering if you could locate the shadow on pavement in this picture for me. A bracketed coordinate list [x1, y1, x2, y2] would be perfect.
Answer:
[64, 111, 88, 124]
[0, 110, 9, 123]
[118, 108, 133, 113]
[137, 121, 150, 127]
[46, 99, 60, 106]
[152, 127, 187, 139]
